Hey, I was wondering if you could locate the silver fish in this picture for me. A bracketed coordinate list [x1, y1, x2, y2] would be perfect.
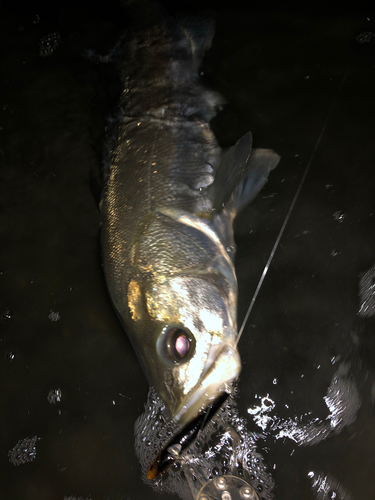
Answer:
[101, 4, 279, 435]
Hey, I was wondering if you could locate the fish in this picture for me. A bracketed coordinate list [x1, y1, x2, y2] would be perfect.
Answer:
[101, 0, 279, 453]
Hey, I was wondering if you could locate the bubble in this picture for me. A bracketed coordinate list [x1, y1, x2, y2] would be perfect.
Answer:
[3, 309, 12, 320]
[6, 351, 16, 362]
[48, 310, 60, 322]
[356, 31, 375, 43]
[333, 211, 346, 223]
[39, 32, 61, 57]
[8, 436, 41, 465]
[47, 388, 62, 404]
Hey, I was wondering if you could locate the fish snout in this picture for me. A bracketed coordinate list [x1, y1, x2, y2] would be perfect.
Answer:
[173, 343, 241, 429]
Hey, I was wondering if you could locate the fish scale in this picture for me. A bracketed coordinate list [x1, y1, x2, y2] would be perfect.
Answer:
[138, 216, 217, 274]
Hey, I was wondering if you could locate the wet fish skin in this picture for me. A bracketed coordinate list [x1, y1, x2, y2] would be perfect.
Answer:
[101, 6, 279, 430]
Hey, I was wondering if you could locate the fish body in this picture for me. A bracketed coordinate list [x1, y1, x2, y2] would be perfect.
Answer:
[101, 3, 279, 431]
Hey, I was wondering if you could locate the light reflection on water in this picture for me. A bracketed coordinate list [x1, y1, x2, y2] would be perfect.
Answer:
[135, 354, 362, 500]
[247, 362, 361, 446]
[308, 471, 354, 500]
[135, 388, 274, 500]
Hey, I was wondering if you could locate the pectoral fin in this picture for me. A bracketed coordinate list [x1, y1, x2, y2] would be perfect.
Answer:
[209, 132, 279, 217]
[228, 148, 280, 216]
[208, 132, 253, 213]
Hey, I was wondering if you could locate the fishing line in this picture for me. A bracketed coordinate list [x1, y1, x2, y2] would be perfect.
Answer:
[236, 71, 348, 346]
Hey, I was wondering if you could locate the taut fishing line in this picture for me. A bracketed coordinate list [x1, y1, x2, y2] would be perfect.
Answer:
[236, 72, 348, 346]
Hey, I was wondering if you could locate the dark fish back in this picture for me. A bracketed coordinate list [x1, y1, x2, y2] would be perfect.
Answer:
[101, 13, 222, 319]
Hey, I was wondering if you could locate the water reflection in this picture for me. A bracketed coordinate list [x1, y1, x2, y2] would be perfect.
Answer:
[135, 388, 274, 500]
[308, 471, 354, 500]
[246, 362, 361, 446]
[135, 354, 361, 499]
[359, 265, 375, 318]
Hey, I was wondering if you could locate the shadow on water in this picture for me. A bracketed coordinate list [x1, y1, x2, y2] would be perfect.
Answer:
[1, 0, 375, 499]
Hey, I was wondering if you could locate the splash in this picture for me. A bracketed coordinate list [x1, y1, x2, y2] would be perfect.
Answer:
[135, 388, 274, 500]
[247, 362, 361, 446]
[247, 395, 276, 431]
[8, 436, 41, 466]
[308, 471, 354, 500]
[358, 265, 375, 318]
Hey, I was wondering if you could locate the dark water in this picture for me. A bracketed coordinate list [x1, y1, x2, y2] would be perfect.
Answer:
[1, 1, 375, 499]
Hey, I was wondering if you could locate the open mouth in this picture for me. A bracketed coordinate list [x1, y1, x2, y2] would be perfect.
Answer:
[147, 392, 230, 480]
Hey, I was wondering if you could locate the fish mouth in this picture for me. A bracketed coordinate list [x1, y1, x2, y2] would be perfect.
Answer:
[148, 391, 230, 480]
[172, 343, 241, 431]
[147, 343, 241, 480]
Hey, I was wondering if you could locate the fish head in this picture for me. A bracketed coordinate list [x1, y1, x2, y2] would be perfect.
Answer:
[128, 272, 241, 429]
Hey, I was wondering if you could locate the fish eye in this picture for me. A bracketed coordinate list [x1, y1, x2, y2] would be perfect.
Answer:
[174, 333, 190, 358]
[157, 326, 196, 365]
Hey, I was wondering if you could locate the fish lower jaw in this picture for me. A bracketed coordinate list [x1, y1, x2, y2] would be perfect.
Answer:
[172, 344, 241, 430]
